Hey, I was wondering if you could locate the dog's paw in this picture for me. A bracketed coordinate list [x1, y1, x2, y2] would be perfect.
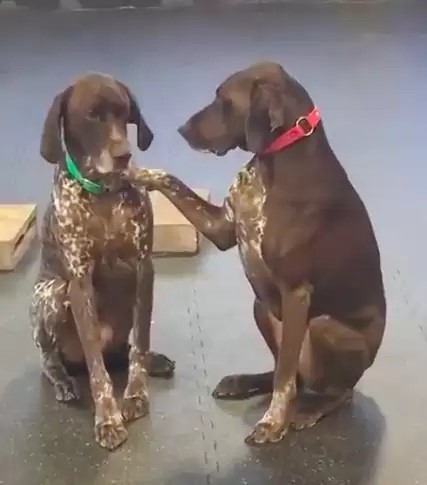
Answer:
[146, 352, 175, 379]
[213, 375, 251, 400]
[95, 417, 128, 451]
[54, 377, 79, 403]
[245, 419, 289, 446]
[291, 410, 321, 431]
[290, 389, 353, 431]
[213, 373, 273, 400]
[122, 395, 149, 423]
[126, 167, 167, 191]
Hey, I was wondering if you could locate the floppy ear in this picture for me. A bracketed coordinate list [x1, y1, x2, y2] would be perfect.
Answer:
[40, 90, 68, 164]
[245, 80, 286, 154]
[119, 83, 154, 152]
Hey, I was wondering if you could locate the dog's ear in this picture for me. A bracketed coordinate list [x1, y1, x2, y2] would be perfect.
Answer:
[40, 89, 69, 164]
[119, 83, 154, 151]
[245, 79, 286, 154]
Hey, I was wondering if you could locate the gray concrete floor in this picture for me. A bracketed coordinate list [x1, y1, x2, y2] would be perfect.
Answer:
[0, 3, 427, 484]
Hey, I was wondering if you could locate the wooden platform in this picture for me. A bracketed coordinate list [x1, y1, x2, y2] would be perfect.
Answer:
[0, 191, 210, 269]
[151, 189, 210, 256]
[0, 204, 37, 271]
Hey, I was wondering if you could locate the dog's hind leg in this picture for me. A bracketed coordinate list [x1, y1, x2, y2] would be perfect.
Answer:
[213, 299, 279, 400]
[292, 314, 379, 430]
[31, 279, 79, 402]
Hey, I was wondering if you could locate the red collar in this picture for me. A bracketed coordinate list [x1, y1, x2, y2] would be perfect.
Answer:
[262, 107, 321, 155]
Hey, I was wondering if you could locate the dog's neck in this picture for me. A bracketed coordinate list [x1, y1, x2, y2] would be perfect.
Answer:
[254, 126, 345, 195]
[62, 151, 105, 195]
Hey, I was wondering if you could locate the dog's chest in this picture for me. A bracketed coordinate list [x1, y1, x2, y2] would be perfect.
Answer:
[90, 191, 150, 253]
[228, 165, 270, 279]
[53, 175, 150, 276]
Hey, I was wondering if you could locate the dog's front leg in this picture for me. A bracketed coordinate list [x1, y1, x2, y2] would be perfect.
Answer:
[122, 256, 153, 423]
[128, 168, 237, 251]
[246, 284, 312, 445]
[68, 273, 127, 451]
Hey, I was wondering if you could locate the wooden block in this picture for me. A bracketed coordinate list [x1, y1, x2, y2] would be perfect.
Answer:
[0, 204, 37, 271]
[151, 189, 210, 256]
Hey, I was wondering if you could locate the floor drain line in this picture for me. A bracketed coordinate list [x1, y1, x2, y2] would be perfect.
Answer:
[188, 288, 220, 484]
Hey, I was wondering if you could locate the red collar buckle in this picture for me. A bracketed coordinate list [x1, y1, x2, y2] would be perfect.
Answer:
[262, 107, 321, 155]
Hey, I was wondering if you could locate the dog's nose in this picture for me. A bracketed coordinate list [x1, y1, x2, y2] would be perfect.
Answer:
[178, 121, 191, 138]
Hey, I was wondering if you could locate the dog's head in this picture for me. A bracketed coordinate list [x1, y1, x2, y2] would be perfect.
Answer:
[40, 73, 153, 188]
[178, 61, 313, 156]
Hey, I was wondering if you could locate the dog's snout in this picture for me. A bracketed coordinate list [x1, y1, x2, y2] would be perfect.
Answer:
[178, 120, 201, 147]
[110, 141, 131, 171]
[111, 134, 131, 167]
[178, 121, 190, 138]
[110, 123, 125, 142]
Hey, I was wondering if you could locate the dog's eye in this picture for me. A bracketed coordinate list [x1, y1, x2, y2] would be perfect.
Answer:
[113, 107, 126, 120]
[86, 111, 100, 122]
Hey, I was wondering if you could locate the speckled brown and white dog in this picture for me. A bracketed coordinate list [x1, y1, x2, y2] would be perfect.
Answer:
[128, 62, 386, 446]
[30, 73, 175, 451]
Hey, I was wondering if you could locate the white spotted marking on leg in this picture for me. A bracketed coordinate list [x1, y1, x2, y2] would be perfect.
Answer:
[260, 380, 296, 425]
[225, 163, 267, 273]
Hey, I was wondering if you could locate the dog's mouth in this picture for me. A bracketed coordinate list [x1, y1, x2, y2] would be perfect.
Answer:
[114, 153, 132, 169]
[69, 155, 131, 194]
[97, 169, 131, 193]
[91, 150, 132, 174]
[179, 128, 231, 158]
[212, 148, 229, 157]
[192, 146, 230, 157]
[103, 178, 130, 194]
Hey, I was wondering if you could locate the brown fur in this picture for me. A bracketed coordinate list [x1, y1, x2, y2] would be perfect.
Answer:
[31, 73, 175, 451]
[128, 62, 386, 445]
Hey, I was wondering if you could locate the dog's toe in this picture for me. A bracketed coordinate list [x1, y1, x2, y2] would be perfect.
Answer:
[122, 395, 149, 423]
[290, 389, 353, 431]
[213, 375, 245, 399]
[291, 411, 321, 431]
[245, 420, 288, 446]
[146, 352, 175, 379]
[95, 419, 128, 451]
[54, 378, 79, 402]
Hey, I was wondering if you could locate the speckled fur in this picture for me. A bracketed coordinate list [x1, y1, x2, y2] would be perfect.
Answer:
[31, 73, 177, 451]
[224, 161, 267, 274]
[128, 61, 386, 448]
[31, 168, 152, 336]
[30, 166, 154, 449]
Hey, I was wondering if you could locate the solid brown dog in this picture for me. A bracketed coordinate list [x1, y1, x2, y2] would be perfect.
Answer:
[128, 62, 386, 445]
[30, 73, 175, 450]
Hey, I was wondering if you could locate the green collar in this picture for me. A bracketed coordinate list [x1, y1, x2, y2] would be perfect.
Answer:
[64, 152, 104, 195]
